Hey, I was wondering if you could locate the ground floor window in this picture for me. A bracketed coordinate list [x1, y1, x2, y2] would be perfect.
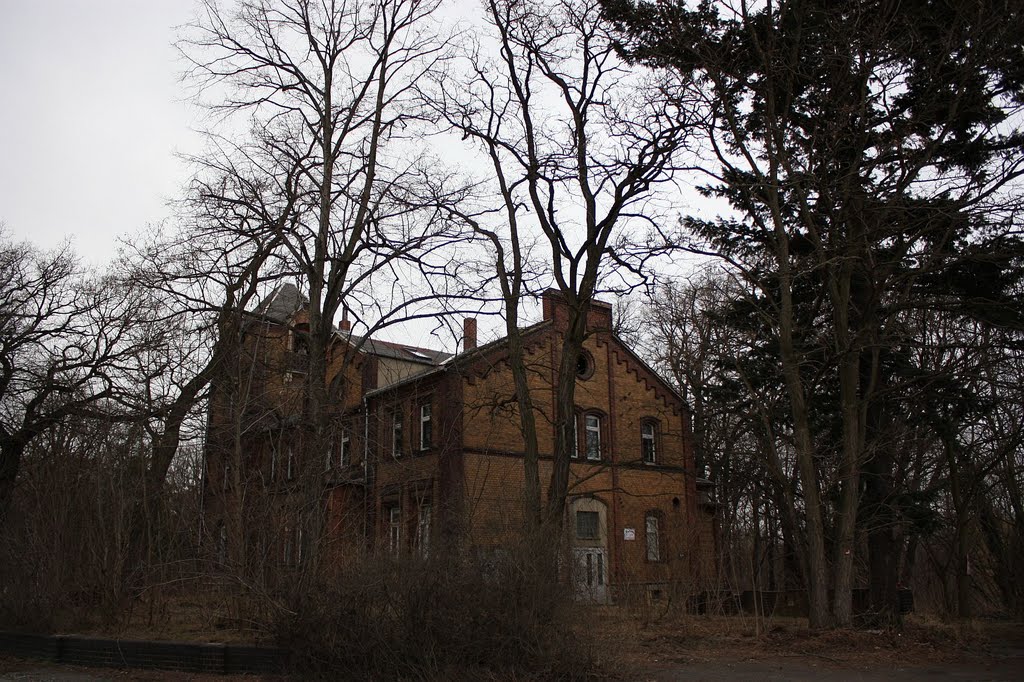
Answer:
[416, 503, 431, 557]
[645, 512, 661, 562]
[388, 506, 401, 553]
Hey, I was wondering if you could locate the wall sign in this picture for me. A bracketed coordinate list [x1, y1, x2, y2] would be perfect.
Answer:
[623, 528, 636, 541]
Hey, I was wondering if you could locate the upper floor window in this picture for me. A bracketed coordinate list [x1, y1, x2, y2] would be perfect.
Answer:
[641, 420, 658, 464]
[419, 402, 432, 450]
[388, 505, 401, 553]
[584, 414, 602, 461]
[286, 446, 295, 480]
[576, 349, 595, 380]
[392, 411, 403, 458]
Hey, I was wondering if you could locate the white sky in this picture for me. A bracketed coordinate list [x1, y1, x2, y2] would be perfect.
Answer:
[0, 0, 202, 267]
[0, 0, 713, 350]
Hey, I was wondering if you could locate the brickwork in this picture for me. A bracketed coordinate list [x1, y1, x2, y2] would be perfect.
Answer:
[204, 287, 714, 600]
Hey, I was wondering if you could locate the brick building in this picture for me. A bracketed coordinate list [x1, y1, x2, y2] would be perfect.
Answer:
[204, 285, 715, 603]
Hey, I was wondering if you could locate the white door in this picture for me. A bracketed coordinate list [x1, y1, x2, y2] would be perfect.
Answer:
[572, 547, 608, 603]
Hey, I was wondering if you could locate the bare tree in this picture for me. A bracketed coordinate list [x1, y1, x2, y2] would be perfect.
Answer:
[0, 233, 159, 522]
[432, 0, 695, 532]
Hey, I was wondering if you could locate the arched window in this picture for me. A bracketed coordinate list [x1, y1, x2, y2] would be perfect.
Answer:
[641, 419, 658, 464]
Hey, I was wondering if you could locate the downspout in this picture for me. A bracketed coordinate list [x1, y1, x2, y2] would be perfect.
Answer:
[363, 393, 370, 541]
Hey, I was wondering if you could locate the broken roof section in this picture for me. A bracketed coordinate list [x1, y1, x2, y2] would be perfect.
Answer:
[252, 284, 452, 366]
[344, 334, 452, 366]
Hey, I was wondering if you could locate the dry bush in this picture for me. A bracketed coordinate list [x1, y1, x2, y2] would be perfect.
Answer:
[0, 422, 204, 633]
[268, 546, 609, 680]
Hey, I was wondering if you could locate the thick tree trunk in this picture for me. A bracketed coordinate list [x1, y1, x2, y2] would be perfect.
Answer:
[776, 274, 832, 627]
[0, 438, 27, 526]
[507, 328, 542, 532]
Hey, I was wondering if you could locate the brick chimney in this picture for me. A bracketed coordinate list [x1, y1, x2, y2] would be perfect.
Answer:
[339, 313, 351, 332]
[463, 317, 477, 351]
[541, 288, 613, 330]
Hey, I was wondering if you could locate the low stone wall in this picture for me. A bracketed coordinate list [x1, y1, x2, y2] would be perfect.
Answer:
[0, 631, 286, 675]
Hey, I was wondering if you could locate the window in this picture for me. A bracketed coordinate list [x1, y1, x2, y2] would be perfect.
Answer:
[419, 403, 432, 450]
[270, 448, 277, 482]
[339, 428, 351, 467]
[584, 414, 601, 461]
[576, 510, 600, 540]
[641, 420, 657, 464]
[325, 440, 333, 471]
[645, 512, 661, 562]
[388, 506, 401, 553]
[576, 350, 594, 380]
[286, 446, 294, 480]
[416, 503, 432, 557]
[223, 463, 230, 492]
[392, 411, 403, 458]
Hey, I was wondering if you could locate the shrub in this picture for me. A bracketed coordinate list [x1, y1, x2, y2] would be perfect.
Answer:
[271, 546, 607, 680]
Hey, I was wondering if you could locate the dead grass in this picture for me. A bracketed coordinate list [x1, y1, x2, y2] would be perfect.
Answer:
[591, 608, 1013, 672]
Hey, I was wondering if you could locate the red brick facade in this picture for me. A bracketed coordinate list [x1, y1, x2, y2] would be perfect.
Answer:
[205, 287, 716, 602]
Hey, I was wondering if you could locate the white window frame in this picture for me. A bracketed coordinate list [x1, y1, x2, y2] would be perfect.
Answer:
[388, 506, 401, 553]
[584, 414, 601, 461]
[392, 411, 403, 458]
[419, 403, 432, 450]
[642, 421, 657, 464]
[339, 428, 350, 467]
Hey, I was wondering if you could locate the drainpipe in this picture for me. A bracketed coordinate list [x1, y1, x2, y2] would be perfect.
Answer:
[363, 393, 371, 541]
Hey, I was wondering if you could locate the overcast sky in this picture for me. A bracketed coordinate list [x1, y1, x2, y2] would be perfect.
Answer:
[0, 0, 203, 266]
[0, 0, 710, 349]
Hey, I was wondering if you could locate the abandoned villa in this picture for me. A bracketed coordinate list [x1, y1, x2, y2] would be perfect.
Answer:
[203, 285, 716, 602]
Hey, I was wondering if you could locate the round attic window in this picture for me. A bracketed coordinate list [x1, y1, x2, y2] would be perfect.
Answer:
[576, 350, 595, 380]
